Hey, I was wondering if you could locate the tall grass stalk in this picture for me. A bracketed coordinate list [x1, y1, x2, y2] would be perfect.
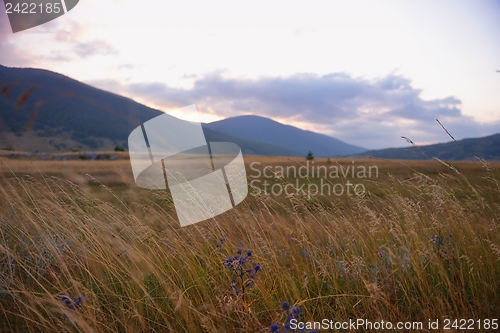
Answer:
[0, 159, 499, 332]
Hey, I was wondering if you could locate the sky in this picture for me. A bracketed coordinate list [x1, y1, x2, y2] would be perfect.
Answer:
[1, 0, 499, 149]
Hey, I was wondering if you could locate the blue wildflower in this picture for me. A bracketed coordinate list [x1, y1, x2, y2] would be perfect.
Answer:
[73, 295, 85, 308]
[291, 306, 301, 317]
[60, 295, 85, 309]
[61, 295, 72, 307]
[272, 301, 316, 333]
[216, 234, 227, 248]
[222, 248, 261, 301]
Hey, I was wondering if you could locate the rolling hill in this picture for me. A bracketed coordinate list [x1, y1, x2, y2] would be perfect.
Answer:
[0, 65, 307, 156]
[0, 64, 367, 157]
[2, 64, 496, 161]
[0, 64, 161, 151]
[358, 134, 500, 161]
[204, 115, 366, 157]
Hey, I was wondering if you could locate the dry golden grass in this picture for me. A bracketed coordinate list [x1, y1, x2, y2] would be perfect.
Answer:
[0, 155, 499, 332]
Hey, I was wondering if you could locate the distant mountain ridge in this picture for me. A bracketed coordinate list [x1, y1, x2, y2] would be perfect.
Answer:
[2, 64, 497, 160]
[358, 133, 500, 161]
[204, 115, 366, 157]
[0, 65, 312, 156]
[0, 64, 366, 157]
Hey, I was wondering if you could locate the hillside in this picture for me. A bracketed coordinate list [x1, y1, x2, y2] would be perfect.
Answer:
[0, 65, 300, 156]
[3, 64, 495, 161]
[359, 133, 500, 161]
[0, 64, 160, 151]
[204, 115, 366, 157]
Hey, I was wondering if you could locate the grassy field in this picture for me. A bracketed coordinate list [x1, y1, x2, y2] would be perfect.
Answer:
[0, 153, 499, 332]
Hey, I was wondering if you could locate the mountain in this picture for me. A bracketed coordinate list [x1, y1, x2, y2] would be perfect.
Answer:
[204, 115, 366, 157]
[11, 64, 494, 161]
[359, 134, 500, 160]
[0, 64, 160, 151]
[0, 64, 304, 156]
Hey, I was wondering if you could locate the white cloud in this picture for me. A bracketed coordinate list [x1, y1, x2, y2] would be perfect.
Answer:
[88, 72, 500, 149]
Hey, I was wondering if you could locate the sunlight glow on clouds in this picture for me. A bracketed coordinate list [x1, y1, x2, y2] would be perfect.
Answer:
[86, 71, 499, 149]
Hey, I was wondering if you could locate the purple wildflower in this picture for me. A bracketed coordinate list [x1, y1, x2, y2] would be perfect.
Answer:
[222, 248, 261, 301]
[60, 295, 85, 310]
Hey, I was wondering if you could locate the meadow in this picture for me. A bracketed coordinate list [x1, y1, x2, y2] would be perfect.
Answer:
[0, 153, 499, 332]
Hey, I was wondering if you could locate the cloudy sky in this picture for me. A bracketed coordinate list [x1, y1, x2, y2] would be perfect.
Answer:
[1, 0, 499, 149]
